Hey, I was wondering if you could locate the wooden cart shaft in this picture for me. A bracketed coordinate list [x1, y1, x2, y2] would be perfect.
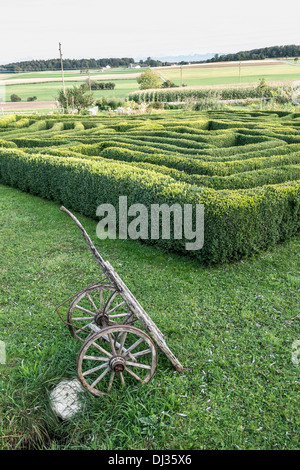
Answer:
[60, 206, 183, 372]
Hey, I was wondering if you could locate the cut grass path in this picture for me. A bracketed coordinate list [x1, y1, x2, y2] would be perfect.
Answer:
[0, 184, 299, 450]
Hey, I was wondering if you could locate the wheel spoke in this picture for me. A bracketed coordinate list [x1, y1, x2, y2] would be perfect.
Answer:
[91, 341, 113, 358]
[86, 293, 98, 312]
[123, 338, 144, 357]
[107, 301, 126, 314]
[125, 366, 142, 382]
[132, 349, 151, 358]
[72, 316, 94, 321]
[75, 305, 96, 316]
[83, 355, 108, 361]
[107, 372, 115, 392]
[118, 332, 127, 354]
[104, 291, 118, 311]
[75, 322, 93, 335]
[82, 362, 108, 377]
[125, 361, 151, 370]
[91, 367, 110, 388]
[108, 333, 116, 355]
[108, 313, 129, 318]
[120, 372, 125, 386]
[99, 289, 103, 310]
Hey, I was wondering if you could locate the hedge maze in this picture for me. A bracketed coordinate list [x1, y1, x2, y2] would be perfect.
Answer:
[0, 110, 299, 263]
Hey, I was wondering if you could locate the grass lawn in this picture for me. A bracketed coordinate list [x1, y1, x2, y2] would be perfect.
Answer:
[0, 184, 299, 450]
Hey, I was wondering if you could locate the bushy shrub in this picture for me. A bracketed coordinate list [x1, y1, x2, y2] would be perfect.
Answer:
[11, 94, 21, 102]
[96, 98, 124, 110]
[150, 102, 165, 110]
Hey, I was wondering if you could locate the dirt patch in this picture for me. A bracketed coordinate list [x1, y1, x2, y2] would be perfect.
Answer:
[0, 101, 57, 110]
[153, 60, 285, 71]
[2, 73, 141, 86]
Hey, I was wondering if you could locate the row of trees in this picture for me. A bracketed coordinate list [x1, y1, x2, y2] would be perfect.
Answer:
[1, 58, 135, 73]
[206, 45, 300, 63]
[86, 81, 116, 90]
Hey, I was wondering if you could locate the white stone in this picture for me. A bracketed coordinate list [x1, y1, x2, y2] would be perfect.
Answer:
[50, 379, 84, 420]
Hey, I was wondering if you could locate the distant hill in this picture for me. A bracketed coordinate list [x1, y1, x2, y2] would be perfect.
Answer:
[0, 57, 135, 73]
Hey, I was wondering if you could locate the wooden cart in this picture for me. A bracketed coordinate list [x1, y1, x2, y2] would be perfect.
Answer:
[57, 207, 183, 396]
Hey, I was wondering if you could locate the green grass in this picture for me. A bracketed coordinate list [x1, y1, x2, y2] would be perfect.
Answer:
[2, 62, 300, 103]
[0, 184, 299, 450]
[4, 79, 139, 102]
[159, 63, 300, 87]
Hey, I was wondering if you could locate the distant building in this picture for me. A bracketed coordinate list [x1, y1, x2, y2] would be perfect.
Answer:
[128, 64, 141, 69]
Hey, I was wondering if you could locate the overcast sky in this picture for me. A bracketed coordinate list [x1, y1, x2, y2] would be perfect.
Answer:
[0, 0, 299, 63]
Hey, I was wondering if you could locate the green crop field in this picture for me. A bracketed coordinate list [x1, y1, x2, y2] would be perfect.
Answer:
[156, 62, 300, 87]
[1, 61, 300, 104]
[0, 109, 299, 450]
[4, 79, 138, 102]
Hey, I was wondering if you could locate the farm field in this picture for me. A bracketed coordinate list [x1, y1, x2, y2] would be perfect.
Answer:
[0, 183, 299, 450]
[0, 109, 299, 264]
[3, 79, 138, 102]
[0, 60, 299, 104]
[0, 68, 141, 81]
[155, 63, 300, 87]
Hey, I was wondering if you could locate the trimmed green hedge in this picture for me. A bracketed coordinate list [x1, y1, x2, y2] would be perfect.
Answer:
[0, 147, 299, 264]
[0, 110, 299, 264]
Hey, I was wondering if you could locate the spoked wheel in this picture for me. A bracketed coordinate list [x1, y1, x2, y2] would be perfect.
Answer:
[67, 284, 133, 342]
[77, 325, 157, 396]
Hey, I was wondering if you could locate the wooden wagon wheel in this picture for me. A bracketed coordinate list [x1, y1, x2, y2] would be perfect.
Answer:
[77, 325, 157, 396]
[67, 284, 133, 342]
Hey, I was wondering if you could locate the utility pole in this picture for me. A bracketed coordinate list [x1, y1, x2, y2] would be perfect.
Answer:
[239, 62, 241, 84]
[88, 68, 92, 92]
[59, 42, 65, 95]
[180, 64, 183, 87]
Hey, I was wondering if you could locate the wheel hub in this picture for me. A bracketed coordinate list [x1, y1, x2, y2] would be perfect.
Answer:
[95, 311, 109, 327]
[109, 356, 126, 373]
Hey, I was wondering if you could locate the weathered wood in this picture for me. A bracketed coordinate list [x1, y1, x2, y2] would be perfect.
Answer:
[77, 325, 157, 396]
[61, 206, 184, 373]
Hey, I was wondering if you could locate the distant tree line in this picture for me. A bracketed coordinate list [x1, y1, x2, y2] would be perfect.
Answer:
[0, 58, 135, 72]
[2, 46, 299, 73]
[81, 81, 116, 90]
[205, 45, 300, 63]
